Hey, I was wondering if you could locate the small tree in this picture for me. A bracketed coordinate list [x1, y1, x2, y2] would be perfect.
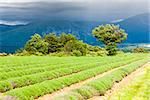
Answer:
[44, 33, 61, 53]
[59, 33, 77, 45]
[92, 24, 127, 55]
[64, 40, 87, 56]
[25, 34, 48, 54]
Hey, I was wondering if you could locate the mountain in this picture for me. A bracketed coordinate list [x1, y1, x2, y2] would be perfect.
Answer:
[0, 24, 23, 33]
[0, 21, 103, 53]
[116, 13, 149, 43]
[0, 13, 149, 53]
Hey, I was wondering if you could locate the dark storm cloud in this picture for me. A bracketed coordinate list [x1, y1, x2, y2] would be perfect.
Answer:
[0, 2, 88, 21]
[0, 0, 149, 22]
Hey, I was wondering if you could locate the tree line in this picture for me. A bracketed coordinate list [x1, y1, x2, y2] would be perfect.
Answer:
[17, 33, 106, 56]
[17, 24, 129, 56]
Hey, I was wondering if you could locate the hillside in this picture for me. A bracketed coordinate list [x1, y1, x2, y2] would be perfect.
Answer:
[116, 13, 149, 43]
[0, 13, 149, 53]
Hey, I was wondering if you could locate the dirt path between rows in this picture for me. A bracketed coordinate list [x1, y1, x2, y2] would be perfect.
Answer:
[37, 61, 144, 100]
[88, 62, 150, 100]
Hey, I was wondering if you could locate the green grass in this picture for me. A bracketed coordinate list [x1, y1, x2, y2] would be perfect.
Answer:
[4, 59, 148, 99]
[107, 66, 150, 100]
[0, 54, 148, 100]
[0, 55, 141, 92]
[54, 59, 148, 100]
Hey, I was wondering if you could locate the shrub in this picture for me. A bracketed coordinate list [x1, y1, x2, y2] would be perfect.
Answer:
[117, 51, 125, 55]
[87, 50, 107, 57]
[87, 45, 103, 52]
[133, 47, 148, 53]
[49, 52, 69, 57]
[24, 34, 48, 54]
[15, 50, 30, 56]
[64, 41, 87, 56]
[71, 50, 82, 56]
[35, 52, 44, 56]
[87, 52, 98, 57]
[97, 51, 108, 56]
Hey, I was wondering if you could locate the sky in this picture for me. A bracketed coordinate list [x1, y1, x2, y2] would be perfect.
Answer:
[0, 0, 149, 3]
[0, 0, 149, 24]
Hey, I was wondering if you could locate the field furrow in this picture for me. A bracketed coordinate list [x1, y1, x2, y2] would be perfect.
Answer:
[0, 56, 141, 92]
[0, 54, 148, 100]
[0, 55, 137, 80]
[4, 59, 148, 99]
[52, 59, 148, 100]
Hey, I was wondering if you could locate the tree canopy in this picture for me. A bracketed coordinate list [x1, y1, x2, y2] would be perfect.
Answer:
[25, 34, 48, 54]
[92, 24, 127, 55]
[23, 33, 104, 56]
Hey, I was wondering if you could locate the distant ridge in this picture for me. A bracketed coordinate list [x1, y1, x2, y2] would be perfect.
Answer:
[0, 13, 149, 53]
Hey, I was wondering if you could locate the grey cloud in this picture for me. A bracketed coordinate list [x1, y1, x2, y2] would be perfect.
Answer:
[0, 0, 149, 21]
[0, 2, 87, 21]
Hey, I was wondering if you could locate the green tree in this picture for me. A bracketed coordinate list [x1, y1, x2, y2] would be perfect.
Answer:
[44, 33, 61, 53]
[87, 45, 103, 52]
[25, 34, 48, 54]
[59, 33, 77, 45]
[92, 24, 127, 55]
[64, 40, 87, 56]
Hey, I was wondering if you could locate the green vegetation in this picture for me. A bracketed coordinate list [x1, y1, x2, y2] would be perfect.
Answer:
[53, 59, 148, 100]
[0, 21, 149, 100]
[0, 54, 147, 100]
[15, 24, 131, 56]
[17, 33, 106, 56]
[92, 24, 127, 56]
[107, 66, 150, 100]
[133, 47, 148, 53]
[0, 55, 141, 92]
[24, 34, 49, 54]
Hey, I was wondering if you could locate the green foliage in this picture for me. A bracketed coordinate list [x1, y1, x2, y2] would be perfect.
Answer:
[24, 34, 48, 54]
[59, 33, 77, 45]
[44, 33, 62, 53]
[133, 47, 148, 53]
[117, 50, 125, 55]
[15, 48, 24, 54]
[4, 54, 147, 99]
[88, 45, 103, 52]
[18, 32, 107, 56]
[73, 86, 98, 99]
[71, 50, 82, 56]
[3, 54, 138, 91]
[87, 51, 107, 57]
[0, 59, 122, 92]
[54, 59, 148, 100]
[87, 45, 107, 56]
[15, 50, 31, 56]
[108, 66, 150, 100]
[64, 40, 87, 56]
[92, 24, 127, 56]
[49, 52, 69, 57]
